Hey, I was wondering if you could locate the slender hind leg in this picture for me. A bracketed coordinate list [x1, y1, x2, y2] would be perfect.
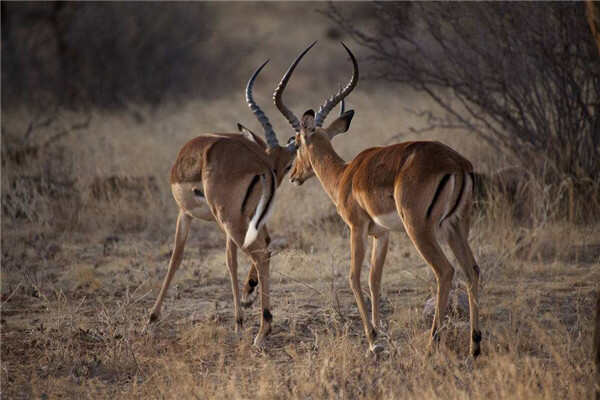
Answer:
[447, 222, 481, 357]
[149, 210, 192, 323]
[403, 224, 454, 350]
[225, 237, 243, 331]
[369, 232, 389, 330]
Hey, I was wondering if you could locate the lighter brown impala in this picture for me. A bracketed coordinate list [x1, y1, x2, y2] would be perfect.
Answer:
[281, 43, 482, 356]
[147, 58, 303, 348]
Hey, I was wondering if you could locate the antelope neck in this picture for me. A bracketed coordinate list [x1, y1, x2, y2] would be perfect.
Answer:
[306, 134, 346, 206]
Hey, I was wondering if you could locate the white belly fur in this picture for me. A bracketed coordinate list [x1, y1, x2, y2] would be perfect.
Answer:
[171, 182, 214, 220]
[372, 212, 404, 231]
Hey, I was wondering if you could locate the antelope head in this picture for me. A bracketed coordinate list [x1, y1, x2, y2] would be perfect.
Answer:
[238, 59, 298, 185]
[273, 42, 359, 186]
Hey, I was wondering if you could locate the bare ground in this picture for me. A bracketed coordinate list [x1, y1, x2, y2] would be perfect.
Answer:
[2, 200, 599, 398]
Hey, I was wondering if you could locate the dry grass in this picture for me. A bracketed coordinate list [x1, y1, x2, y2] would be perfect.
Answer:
[2, 4, 599, 398]
[2, 94, 598, 398]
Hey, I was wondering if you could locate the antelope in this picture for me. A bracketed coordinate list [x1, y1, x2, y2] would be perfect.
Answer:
[147, 59, 300, 348]
[281, 43, 482, 357]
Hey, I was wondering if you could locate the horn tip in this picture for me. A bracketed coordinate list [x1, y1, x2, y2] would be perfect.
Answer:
[340, 42, 355, 59]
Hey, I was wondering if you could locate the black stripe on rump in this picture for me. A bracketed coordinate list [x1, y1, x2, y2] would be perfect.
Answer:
[440, 173, 466, 226]
[426, 174, 451, 219]
[255, 171, 276, 229]
[241, 175, 260, 213]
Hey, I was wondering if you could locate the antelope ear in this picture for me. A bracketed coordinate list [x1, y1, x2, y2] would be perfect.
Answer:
[325, 110, 354, 139]
[286, 136, 298, 153]
[237, 123, 264, 148]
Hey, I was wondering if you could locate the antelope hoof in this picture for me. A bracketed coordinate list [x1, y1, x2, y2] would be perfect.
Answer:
[241, 293, 257, 308]
[241, 280, 258, 308]
[369, 342, 385, 354]
[471, 330, 482, 358]
[142, 313, 159, 335]
[148, 312, 159, 324]
[471, 343, 481, 359]
[253, 335, 266, 350]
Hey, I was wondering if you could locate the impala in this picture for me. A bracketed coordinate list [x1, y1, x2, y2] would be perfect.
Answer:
[280, 43, 482, 356]
[147, 59, 301, 348]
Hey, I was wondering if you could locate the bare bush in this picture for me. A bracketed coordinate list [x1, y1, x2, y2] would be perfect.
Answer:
[328, 3, 600, 220]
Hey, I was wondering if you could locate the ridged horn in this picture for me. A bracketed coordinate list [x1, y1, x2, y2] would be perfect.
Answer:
[273, 41, 318, 132]
[246, 59, 278, 147]
[314, 42, 359, 127]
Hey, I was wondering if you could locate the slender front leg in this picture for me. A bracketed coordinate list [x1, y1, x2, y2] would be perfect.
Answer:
[369, 232, 389, 330]
[225, 237, 243, 331]
[349, 225, 380, 352]
[149, 210, 192, 324]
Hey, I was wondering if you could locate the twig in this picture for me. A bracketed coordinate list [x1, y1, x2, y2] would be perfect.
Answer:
[1, 281, 23, 305]
[42, 114, 92, 147]
[274, 269, 324, 297]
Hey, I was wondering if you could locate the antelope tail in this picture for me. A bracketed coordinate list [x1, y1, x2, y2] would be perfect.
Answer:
[243, 170, 276, 248]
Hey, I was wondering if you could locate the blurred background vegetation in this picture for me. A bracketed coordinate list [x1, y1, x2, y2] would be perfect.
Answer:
[2, 2, 376, 111]
[3, 2, 238, 109]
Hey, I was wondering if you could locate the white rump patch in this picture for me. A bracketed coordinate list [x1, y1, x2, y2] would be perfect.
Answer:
[171, 182, 213, 220]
